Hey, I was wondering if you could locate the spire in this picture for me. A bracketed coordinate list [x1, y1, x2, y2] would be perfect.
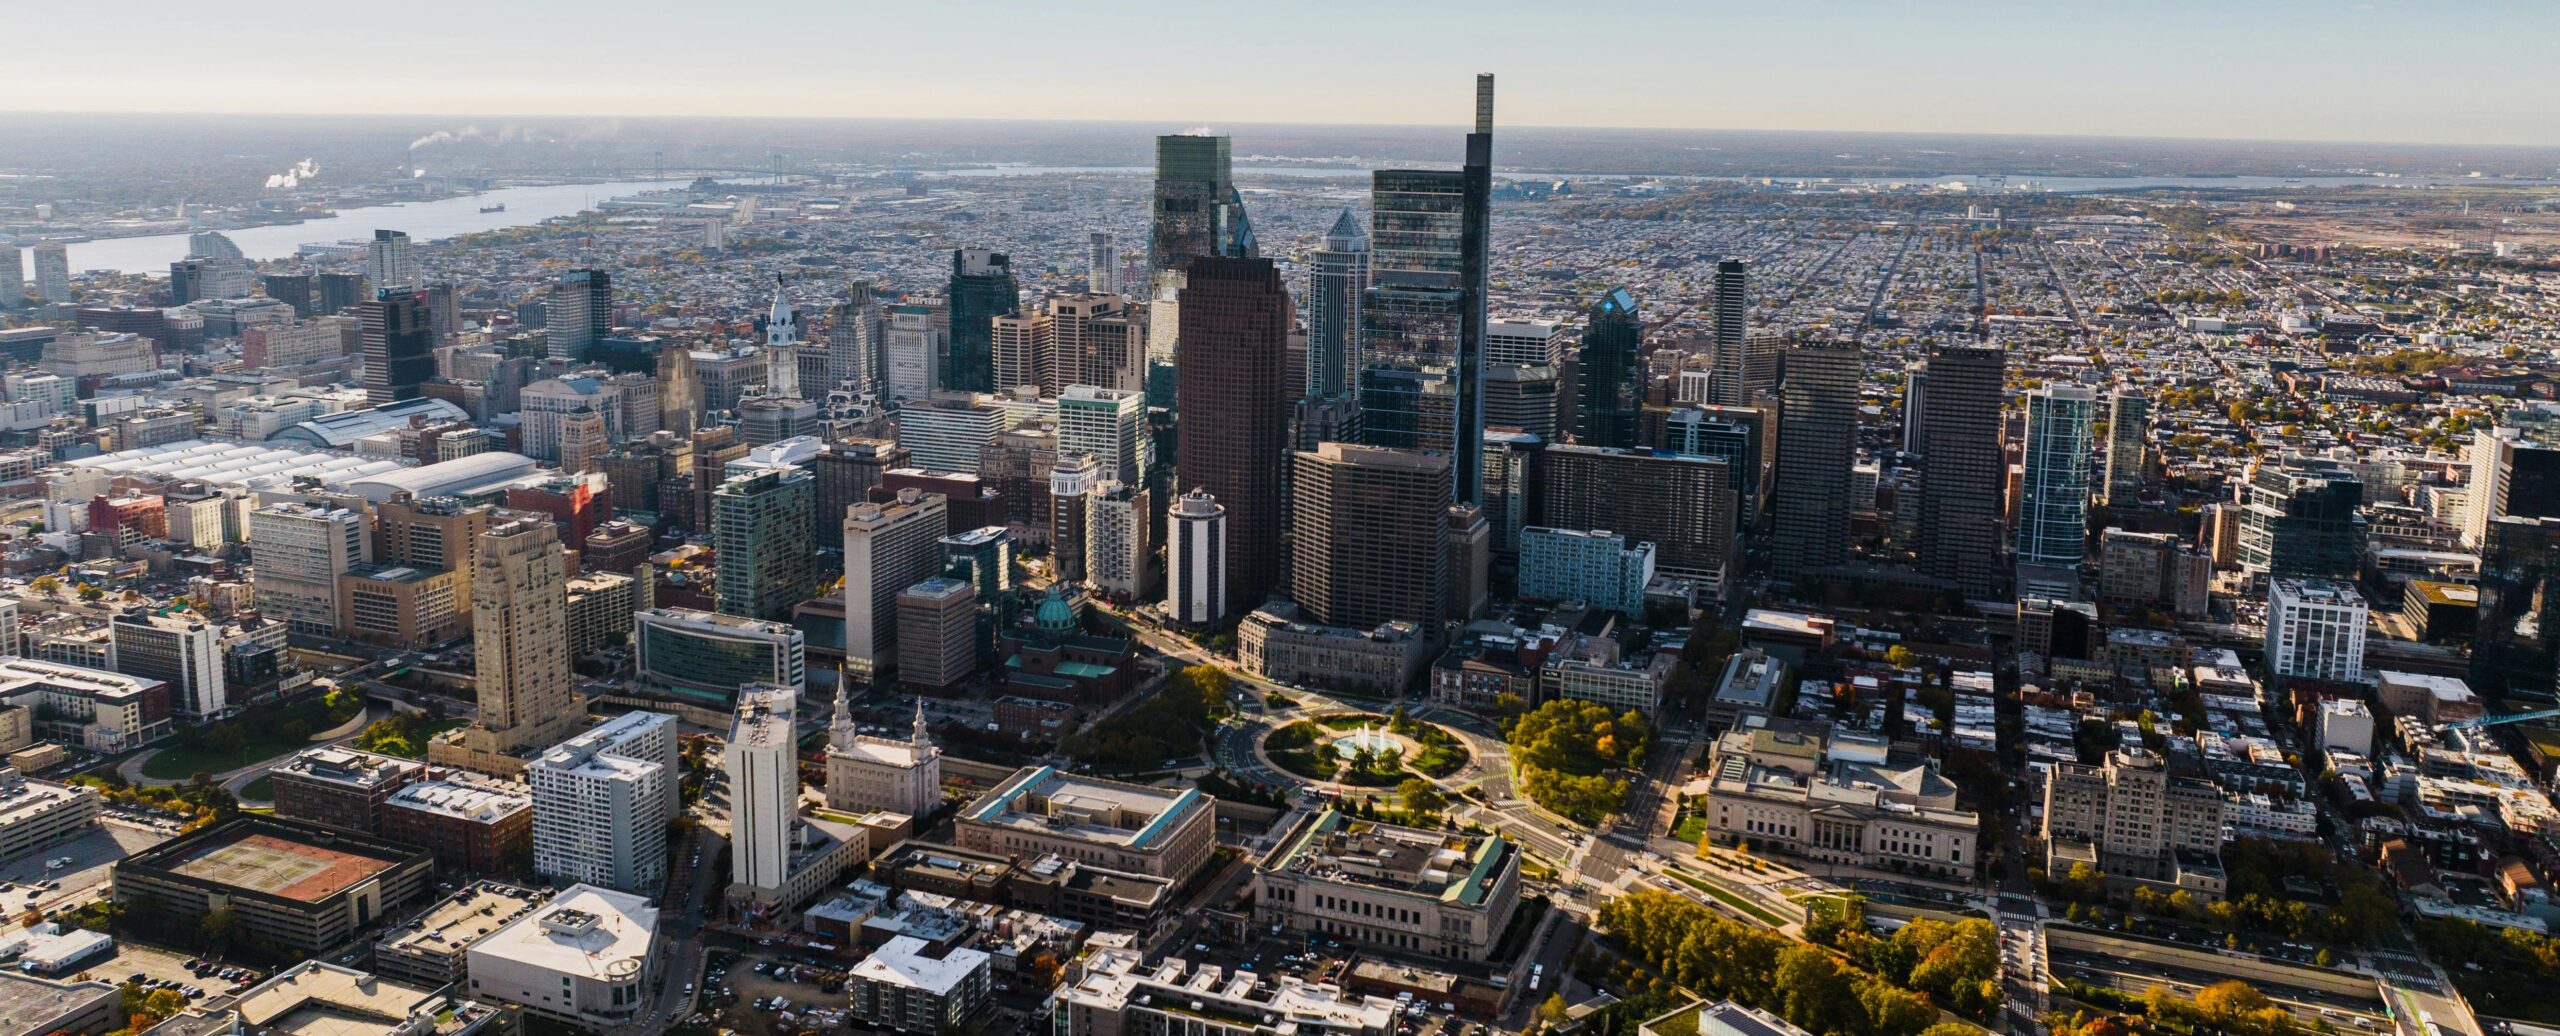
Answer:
[828, 684, 855, 751]
[1323, 209, 1366, 252]
[766, 274, 797, 347]
[911, 699, 933, 749]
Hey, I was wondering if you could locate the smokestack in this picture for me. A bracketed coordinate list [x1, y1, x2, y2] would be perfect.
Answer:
[1475, 73, 1495, 135]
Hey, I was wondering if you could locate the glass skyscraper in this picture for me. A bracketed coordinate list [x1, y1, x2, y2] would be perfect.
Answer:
[1574, 287, 1642, 449]
[2236, 454, 2366, 581]
[945, 249, 1016, 393]
[2016, 384, 2097, 570]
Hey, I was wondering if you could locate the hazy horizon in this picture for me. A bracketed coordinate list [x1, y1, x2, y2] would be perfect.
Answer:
[10, 0, 2559, 149]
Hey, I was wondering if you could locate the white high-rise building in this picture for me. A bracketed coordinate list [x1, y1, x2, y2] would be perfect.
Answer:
[1486, 319, 1563, 367]
[843, 489, 951, 683]
[32, 243, 70, 303]
[1165, 490, 1226, 626]
[1086, 481, 1149, 599]
[109, 610, 227, 719]
[826, 693, 942, 818]
[883, 302, 945, 402]
[726, 685, 798, 894]
[366, 230, 416, 295]
[528, 711, 678, 894]
[828, 284, 884, 395]
[894, 395, 1006, 473]
[248, 502, 369, 634]
[2266, 578, 2368, 683]
[1056, 385, 1150, 485]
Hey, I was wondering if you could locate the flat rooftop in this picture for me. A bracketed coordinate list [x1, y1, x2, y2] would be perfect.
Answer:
[962, 766, 1204, 851]
[235, 961, 451, 1035]
[380, 883, 544, 960]
[468, 884, 657, 981]
[851, 935, 989, 996]
[0, 972, 115, 1036]
[1267, 810, 1511, 907]
[162, 828, 409, 902]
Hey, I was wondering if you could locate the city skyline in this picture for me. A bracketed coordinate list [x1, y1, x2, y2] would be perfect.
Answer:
[6, 1, 2558, 147]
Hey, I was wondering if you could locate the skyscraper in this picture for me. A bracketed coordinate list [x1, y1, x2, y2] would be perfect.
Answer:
[1051, 293, 1145, 394]
[2016, 384, 2098, 572]
[1456, 73, 1496, 508]
[945, 249, 1016, 393]
[843, 489, 951, 684]
[1709, 258, 1750, 405]
[1166, 490, 1226, 627]
[725, 686, 797, 895]
[316, 271, 366, 315]
[1771, 340, 1861, 581]
[466, 516, 585, 758]
[1050, 454, 1099, 586]
[714, 465, 816, 621]
[360, 291, 434, 404]
[1057, 385, 1150, 485]
[1085, 481, 1150, 600]
[32, 243, 70, 303]
[2476, 516, 2560, 695]
[827, 283, 884, 396]
[2103, 390, 2149, 507]
[262, 270, 315, 317]
[366, 229, 416, 296]
[2236, 455, 2366, 582]
[1289, 443, 1452, 631]
[1088, 232, 1116, 295]
[1537, 445, 1735, 586]
[2462, 403, 2560, 548]
[1305, 209, 1369, 402]
[1176, 256, 1293, 618]
[545, 269, 612, 359]
[0, 245, 21, 307]
[1917, 346, 2007, 598]
[1575, 287, 1642, 448]
[1147, 133, 1256, 365]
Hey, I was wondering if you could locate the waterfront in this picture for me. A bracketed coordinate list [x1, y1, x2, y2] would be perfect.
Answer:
[55, 179, 683, 274]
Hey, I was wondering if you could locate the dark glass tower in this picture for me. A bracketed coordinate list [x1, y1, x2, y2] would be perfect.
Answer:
[1357, 74, 1495, 506]
[1917, 345, 2008, 598]
[2237, 455, 2366, 581]
[2476, 516, 2560, 696]
[1148, 135, 1255, 281]
[946, 249, 1016, 393]
[360, 291, 435, 405]
[1771, 339, 1861, 581]
[1457, 74, 1494, 507]
[1709, 258, 1750, 405]
[1574, 287, 1641, 448]
[1176, 257, 1293, 617]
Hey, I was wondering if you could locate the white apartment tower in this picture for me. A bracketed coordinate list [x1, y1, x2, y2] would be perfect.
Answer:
[528, 711, 679, 894]
[726, 685, 799, 894]
[1165, 490, 1226, 626]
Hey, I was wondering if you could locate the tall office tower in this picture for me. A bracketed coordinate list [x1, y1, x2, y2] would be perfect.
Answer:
[1770, 340, 1861, 581]
[1537, 445, 1735, 586]
[989, 308, 1053, 395]
[713, 465, 816, 621]
[2103, 391, 2149, 507]
[1575, 288, 1642, 448]
[262, 271, 315, 317]
[1916, 346, 2008, 598]
[249, 502, 368, 634]
[1482, 364, 1561, 442]
[32, 243, 71, 303]
[527, 711, 676, 893]
[468, 516, 585, 757]
[725, 686, 798, 895]
[1150, 133, 1254, 281]
[1900, 363, 1930, 454]
[2264, 578, 2368, 684]
[366, 229, 416, 295]
[1057, 385, 1150, 484]
[1085, 481, 1150, 599]
[1289, 443, 1452, 631]
[2237, 455, 2366, 581]
[1088, 232, 1116, 294]
[1455, 73, 1496, 506]
[545, 269, 612, 359]
[360, 291, 434, 404]
[0, 245, 21, 306]
[1051, 294, 1145, 393]
[1305, 209, 1370, 401]
[945, 250, 1015, 393]
[1165, 490, 1225, 626]
[316, 271, 366, 315]
[1708, 258, 1750, 404]
[826, 283, 884, 395]
[1050, 455, 1099, 585]
[843, 488, 951, 684]
[2462, 402, 2560, 548]
[2476, 516, 2560, 695]
[377, 494, 489, 578]
[423, 281, 460, 345]
[1357, 273, 1464, 456]
[2016, 384, 2098, 575]
[1177, 257, 1292, 616]
[1448, 503, 1490, 621]
[883, 302, 947, 402]
[655, 342, 702, 437]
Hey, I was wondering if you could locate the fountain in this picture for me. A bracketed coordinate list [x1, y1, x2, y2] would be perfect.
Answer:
[1329, 722, 1402, 761]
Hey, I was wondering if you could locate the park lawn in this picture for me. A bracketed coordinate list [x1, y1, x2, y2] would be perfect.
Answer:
[141, 730, 320, 780]
[359, 717, 465, 758]
[1672, 814, 1710, 844]
[1668, 869, 1787, 927]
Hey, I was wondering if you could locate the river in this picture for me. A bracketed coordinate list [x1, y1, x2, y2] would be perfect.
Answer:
[53, 179, 684, 275]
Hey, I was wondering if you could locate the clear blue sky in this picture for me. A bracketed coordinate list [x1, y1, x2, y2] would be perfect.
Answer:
[11, 0, 2554, 146]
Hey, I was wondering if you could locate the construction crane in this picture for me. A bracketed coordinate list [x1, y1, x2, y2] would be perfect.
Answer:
[2437, 707, 2560, 734]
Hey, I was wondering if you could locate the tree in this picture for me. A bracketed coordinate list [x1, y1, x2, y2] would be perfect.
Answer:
[29, 576, 59, 597]
[1398, 778, 1447, 817]
[74, 583, 103, 601]
[1775, 945, 1861, 1036]
[1538, 994, 1570, 1028]
[198, 905, 238, 949]
[1884, 645, 1917, 669]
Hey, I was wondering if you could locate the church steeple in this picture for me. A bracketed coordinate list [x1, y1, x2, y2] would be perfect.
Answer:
[828, 684, 855, 752]
[911, 699, 933, 749]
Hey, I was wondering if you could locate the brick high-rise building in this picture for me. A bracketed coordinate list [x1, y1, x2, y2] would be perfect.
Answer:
[461, 516, 583, 759]
[1175, 257, 1293, 618]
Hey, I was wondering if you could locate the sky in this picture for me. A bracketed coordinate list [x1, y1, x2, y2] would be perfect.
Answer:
[10, 0, 2557, 146]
